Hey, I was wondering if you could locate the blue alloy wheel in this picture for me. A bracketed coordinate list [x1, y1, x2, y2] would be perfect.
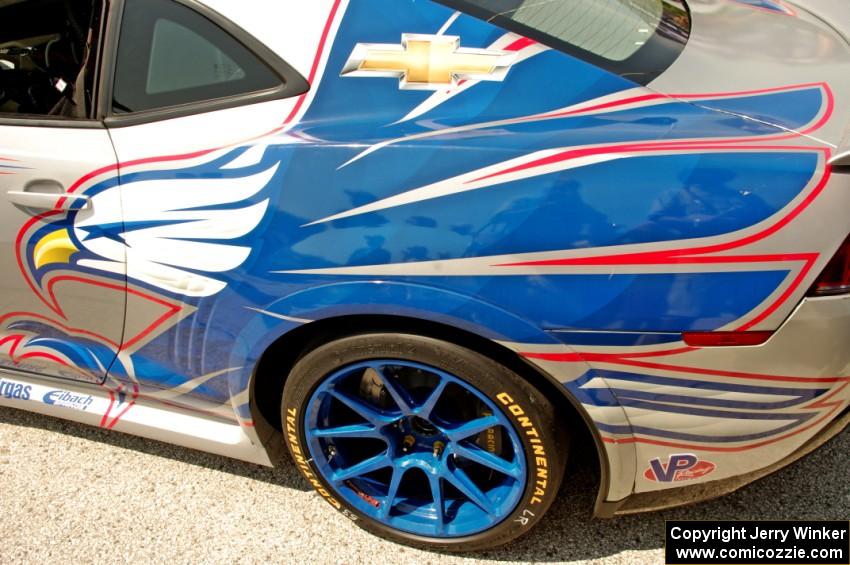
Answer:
[283, 333, 567, 550]
[303, 360, 528, 537]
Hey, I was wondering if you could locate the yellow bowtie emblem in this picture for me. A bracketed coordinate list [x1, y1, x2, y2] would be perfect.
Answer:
[341, 34, 517, 90]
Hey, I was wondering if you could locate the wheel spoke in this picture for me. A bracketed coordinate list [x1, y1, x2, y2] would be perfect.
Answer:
[442, 463, 495, 514]
[444, 414, 500, 442]
[428, 473, 446, 532]
[379, 466, 406, 520]
[368, 365, 416, 415]
[328, 389, 397, 426]
[311, 423, 382, 439]
[333, 452, 392, 483]
[453, 442, 522, 479]
[416, 378, 448, 420]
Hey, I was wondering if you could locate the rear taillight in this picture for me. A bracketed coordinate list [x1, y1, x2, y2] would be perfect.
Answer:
[682, 331, 773, 347]
[810, 235, 850, 295]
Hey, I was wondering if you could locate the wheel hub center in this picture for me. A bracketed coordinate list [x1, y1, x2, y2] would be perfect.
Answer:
[410, 416, 438, 436]
[397, 416, 447, 455]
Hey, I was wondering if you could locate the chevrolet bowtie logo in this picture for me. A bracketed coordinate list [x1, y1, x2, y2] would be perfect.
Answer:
[341, 34, 517, 90]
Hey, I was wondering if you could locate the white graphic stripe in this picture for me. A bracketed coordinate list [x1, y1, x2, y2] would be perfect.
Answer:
[314, 150, 629, 226]
[143, 368, 242, 400]
[275, 258, 807, 277]
[246, 307, 313, 324]
[341, 86, 655, 167]
[315, 144, 802, 226]
[436, 11, 461, 35]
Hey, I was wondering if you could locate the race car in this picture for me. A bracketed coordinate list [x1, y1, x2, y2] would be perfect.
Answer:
[1, 0, 848, 551]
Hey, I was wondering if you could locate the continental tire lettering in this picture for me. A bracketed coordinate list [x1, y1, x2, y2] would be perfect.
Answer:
[496, 392, 514, 404]
[285, 407, 345, 513]
[497, 391, 550, 508]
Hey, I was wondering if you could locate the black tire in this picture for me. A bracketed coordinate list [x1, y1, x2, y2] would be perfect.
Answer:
[281, 333, 569, 552]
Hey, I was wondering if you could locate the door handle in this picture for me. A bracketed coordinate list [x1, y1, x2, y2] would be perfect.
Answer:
[6, 181, 91, 211]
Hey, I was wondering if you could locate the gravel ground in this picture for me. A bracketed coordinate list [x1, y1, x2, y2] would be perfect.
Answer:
[0, 407, 847, 565]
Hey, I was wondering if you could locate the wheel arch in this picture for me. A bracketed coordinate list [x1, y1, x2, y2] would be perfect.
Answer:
[247, 312, 614, 514]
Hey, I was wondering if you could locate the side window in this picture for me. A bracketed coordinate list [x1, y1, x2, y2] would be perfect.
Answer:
[112, 0, 283, 114]
[0, 0, 105, 119]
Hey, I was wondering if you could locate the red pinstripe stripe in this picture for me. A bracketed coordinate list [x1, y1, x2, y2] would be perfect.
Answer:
[15, 210, 64, 314]
[16, 351, 70, 366]
[56, 0, 345, 201]
[281, 0, 343, 128]
[100, 389, 116, 427]
[474, 142, 825, 185]
[106, 392, 137, 429]
[0, 311, 120, 349]
[508, 153, 831, 348]
[523, 83, 831, 135]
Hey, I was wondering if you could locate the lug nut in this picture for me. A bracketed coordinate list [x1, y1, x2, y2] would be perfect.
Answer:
[433, 441, 445, 458]
[402, 435, 415, 452]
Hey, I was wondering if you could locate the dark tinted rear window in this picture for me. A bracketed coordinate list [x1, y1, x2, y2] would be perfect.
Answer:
[436, 0, 690, 84]
[113, 0, 282, 114]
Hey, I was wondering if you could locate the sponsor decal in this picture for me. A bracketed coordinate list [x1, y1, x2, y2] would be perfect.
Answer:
[644, 453, 716, 482]
[0, 377, 31, 401]
[43, 390, 94, 412]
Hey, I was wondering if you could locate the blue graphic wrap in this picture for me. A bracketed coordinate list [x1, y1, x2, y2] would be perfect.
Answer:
[567, 370, 827, 443]
[13, 0, 827, 427]
[114, 1, 825, 409]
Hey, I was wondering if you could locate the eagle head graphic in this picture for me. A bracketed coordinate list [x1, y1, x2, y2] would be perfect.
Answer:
[24, 160, 280, 309]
